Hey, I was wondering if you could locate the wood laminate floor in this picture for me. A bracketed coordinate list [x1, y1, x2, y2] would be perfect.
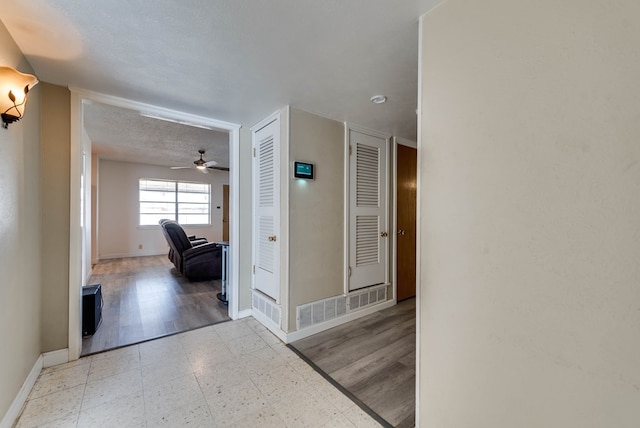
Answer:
[81, 255, 230, 356]
[290, 298, 416, 428]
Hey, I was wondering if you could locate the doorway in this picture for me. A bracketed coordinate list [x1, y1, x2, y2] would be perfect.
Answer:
[396, 143, 417, 301]
[68, 89, 242, 360]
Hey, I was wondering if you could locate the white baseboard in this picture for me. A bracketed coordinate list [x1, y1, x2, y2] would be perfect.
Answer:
[237, 308, 252, 319]
[251, 309, 288, 343]
[99, 251, 166, 260]
[0, 355, 43, 428]
[285, 299, 396, 343]
[43, 349, 69, 368]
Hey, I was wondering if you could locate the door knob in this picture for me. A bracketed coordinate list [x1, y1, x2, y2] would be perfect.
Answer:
[397, 230, 405, 236]
[380, 231, 388, 238]
[268, 235, 277, 242]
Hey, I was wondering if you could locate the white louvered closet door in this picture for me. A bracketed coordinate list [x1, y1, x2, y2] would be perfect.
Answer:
[348, 130, 389, 291]
[253, 118, 280, 301]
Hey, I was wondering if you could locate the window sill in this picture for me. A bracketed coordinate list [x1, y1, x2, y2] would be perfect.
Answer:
[137, 224, 212, 230]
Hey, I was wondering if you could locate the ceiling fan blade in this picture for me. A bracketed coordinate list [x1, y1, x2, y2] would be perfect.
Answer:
[171, 151, 220, 172]
[207, 166, 230, 171]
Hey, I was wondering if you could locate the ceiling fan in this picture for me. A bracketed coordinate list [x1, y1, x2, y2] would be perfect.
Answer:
[169, 150, 229, 173]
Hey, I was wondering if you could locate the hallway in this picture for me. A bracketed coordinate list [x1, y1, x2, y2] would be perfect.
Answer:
[17, 317, 382, 427]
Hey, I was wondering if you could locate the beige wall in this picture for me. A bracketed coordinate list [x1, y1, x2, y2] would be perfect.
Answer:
[419, 0, 640, 426]
[287, 108, 345, 330]
[97, 159, 229, 258]
[40, 83, 71, 353]
[0, 21, 42, 421]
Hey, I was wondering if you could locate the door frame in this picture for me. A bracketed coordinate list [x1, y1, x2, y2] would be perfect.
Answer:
[68, 88, 241, 360]
[343, 123, 392, 296]
[393, 137, 417, 302]
[250, 110, 282, 303]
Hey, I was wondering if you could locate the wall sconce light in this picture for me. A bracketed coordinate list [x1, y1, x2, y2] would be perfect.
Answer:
[0, 66, 39, 129]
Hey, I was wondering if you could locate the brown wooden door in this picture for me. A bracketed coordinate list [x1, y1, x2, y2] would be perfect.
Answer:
[222, 184, 229, 241]
[396, 144, 417, 301]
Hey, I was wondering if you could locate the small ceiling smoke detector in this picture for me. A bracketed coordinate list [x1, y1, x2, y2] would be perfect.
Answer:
[370, 95, 387, 104]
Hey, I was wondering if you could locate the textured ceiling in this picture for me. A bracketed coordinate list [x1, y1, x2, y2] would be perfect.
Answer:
[0, 0, 444, 158]
[85, 102, 230, 168]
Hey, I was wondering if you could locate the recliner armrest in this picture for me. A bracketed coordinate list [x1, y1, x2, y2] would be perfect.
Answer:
[183, 241, 220, 260]
[182, 242, 223, 281]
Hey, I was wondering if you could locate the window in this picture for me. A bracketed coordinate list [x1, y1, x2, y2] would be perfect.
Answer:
[139, 179, 211, 226]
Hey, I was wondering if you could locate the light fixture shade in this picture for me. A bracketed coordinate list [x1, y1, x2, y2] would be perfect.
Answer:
[370, 94, 387, 104]
[0, 66, 39, 127]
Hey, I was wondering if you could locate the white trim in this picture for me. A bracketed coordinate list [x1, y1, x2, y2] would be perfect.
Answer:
[250, 108, 281, 132]
[228, 126, 241, 320]
[251, 308, 288, 343]
[69, 88, 241, 131]
[68, 91, 83, 362]
[280, 107, 290, 329]
[0, 356, 43, 428]
[68, 88, 243, 358]
[343, 123, 350, 295]
[415, 14, 425, 428]
[98, 251, 166, 260]
[43, 349, 69, 368]
[346, 122, 392, 140]
[285, 299, 396, 343]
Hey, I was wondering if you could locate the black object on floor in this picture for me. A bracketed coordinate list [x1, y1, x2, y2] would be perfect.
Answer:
[216, 292, 228, 305]
[82, 284, 103, 337]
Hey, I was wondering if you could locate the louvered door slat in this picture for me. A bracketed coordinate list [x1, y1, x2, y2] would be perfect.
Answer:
[258, 217, 274, 272]
[356, 143, 380, 207]
[258, 137, 274, 207]
[356, 215, 379, 266]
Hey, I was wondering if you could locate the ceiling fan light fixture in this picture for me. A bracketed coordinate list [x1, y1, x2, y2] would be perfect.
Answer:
[193, 150, 209, 170]
[171, 150, 222, 173]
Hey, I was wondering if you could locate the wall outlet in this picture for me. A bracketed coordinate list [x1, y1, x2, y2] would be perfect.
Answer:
[138, 244, 143, 249]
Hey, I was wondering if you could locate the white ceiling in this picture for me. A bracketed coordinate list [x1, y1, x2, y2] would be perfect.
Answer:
[84, 102, 230, 168]
[0, 0, 443, 164]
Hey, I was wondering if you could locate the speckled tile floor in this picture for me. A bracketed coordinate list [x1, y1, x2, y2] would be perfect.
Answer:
[15, 317, 382, 428]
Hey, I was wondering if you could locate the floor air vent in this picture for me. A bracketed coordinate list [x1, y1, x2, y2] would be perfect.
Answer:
[252, 292, 281, 326]
[297, 285, 387, 330]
